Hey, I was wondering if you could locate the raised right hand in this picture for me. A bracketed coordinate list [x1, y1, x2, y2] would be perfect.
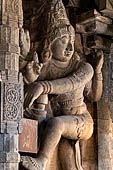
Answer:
[19, 28, 30, 58]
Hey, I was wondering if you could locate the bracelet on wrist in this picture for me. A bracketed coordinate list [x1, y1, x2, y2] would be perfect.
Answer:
[40, 81, 53, 94]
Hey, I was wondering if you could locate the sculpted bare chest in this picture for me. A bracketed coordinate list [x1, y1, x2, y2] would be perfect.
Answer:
[38, 58, 78, 80]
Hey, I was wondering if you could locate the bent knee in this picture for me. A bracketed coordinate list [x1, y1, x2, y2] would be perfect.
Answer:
[82, 122, 94, 140]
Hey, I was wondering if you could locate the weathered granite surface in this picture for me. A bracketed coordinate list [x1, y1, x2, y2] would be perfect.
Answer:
[0, 0, 113, 170]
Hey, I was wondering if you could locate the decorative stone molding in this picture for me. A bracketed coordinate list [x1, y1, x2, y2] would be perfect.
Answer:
[0, 0, 23, 170]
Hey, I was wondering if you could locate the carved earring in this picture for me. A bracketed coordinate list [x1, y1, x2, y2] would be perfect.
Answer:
[41, 48, 52, 63]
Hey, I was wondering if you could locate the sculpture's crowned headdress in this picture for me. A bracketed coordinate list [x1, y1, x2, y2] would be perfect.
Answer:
[41, 0, 75, 62]
[46, 0, 74, 42]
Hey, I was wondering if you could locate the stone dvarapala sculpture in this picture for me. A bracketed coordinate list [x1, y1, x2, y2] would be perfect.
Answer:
[19, 0, 103, 169]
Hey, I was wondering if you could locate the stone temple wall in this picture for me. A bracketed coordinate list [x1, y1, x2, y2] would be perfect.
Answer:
[0, 0, 113, 170]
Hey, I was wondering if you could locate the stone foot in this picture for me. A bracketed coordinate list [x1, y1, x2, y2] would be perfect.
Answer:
[20, 156, 46, 170]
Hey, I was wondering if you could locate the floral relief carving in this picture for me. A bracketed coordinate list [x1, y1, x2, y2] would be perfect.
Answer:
[3, 83, 23, 121]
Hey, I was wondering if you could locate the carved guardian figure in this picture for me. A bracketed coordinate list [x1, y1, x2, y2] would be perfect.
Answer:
[20, 0, 103, 169]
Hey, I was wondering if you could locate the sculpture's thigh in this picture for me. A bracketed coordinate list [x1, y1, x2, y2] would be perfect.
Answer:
[60, 115, 93, 140]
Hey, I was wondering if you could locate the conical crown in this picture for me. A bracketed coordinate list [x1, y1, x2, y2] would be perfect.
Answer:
[45, 0, 74, 42]
[49, 0, 70, 27]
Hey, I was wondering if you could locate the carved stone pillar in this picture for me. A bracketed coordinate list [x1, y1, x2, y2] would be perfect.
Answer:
[76, 10, 113, 170]
[97, 46, 113, 170]
[0, 0, 23, 170]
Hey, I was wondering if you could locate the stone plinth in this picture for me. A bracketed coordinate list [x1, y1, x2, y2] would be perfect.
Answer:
[19, 119, 38, 154]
